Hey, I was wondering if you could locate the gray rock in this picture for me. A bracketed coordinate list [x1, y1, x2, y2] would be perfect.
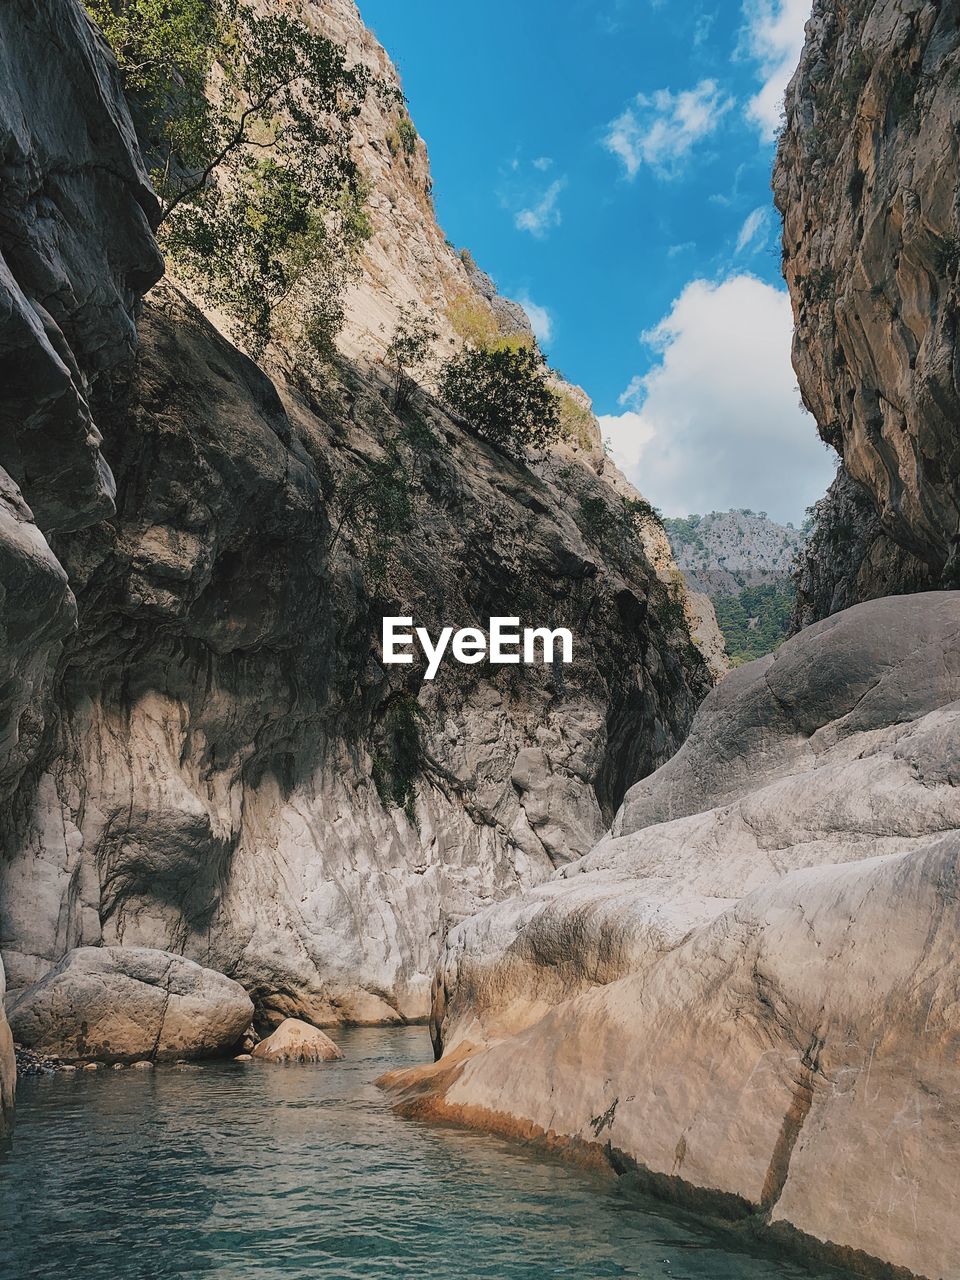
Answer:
[7, 946, 253, 1063]
[792, 466, 933, 630]
[0, 0, 162, 533]
[390, 592, 960, 1280]
[775, 0, 960, 605]
[461, 252, 535, 338]
[0, 0, 711, 1044]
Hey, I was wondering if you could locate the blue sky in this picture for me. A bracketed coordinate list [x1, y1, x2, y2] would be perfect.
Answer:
[358, 0, 834, 525]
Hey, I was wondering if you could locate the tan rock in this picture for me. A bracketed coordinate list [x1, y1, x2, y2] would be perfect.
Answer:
[8, 947, 253, 1065]
[388, 593, 960, 1280]
[252, 1019, 343, 1064]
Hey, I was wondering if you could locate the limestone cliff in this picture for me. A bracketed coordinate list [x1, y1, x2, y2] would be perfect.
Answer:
[664, 509, 806, 597]
[776, 0, 960, 617]
[0, 0, 711, 1095]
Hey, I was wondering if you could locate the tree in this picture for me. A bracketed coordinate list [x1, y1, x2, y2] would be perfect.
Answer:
[85, 0, 377, 357]
[439, 345, 560, 455]
[383, 304, 437, 413]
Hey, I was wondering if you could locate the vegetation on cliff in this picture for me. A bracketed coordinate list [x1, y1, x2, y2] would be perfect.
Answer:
[84, 0, 375, 357]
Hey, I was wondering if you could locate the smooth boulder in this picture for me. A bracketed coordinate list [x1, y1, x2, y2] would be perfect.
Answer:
[7, 947, 253, 1064]
[387, 593, 960, 1280]
[251, 1018, 343, 1063]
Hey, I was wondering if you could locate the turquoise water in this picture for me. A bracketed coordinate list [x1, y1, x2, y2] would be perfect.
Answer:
[0, 1026, 849, 1280]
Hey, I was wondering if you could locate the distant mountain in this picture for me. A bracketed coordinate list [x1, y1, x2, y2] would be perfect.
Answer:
[663, 510, 809, 665]
[663, 509, 807, 596]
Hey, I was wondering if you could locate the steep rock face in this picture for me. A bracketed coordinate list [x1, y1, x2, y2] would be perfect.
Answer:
[792, 464, 932, 629]
[0, 0, 712, 1035]
[775, 0, 960, 613]
[0, 0, 162, 1123]
[386, 593, 960, 1278]
[664, 510, 806, 597]
[0, 282, 709, 1027]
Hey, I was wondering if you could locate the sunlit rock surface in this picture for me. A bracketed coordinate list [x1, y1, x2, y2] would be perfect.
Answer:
[0, 0, 710, 1052]
[8, 946, 253, 1063]
[386, 593, 960, 1279]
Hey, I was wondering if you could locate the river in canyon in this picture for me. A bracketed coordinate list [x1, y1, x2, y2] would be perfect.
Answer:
[0, 1026, 852, 1279]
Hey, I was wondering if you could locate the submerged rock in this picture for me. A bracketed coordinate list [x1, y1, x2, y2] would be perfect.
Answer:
[8, 947, 253, 1065]
[252, 1019, 343, 1064]
[386, 592, 960, 1280]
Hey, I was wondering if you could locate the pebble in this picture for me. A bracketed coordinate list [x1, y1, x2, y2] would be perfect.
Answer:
[14, 1045, 76, 1077]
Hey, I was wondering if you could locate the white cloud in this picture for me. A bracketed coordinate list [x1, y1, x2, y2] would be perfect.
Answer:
[598, 410, 656, 472]
[604, 79, 734, 179]
[532, 156, 553, 171]
[515, 178, 566, 237]
[735, 205, 770, 253]
[601, 274, 835, 524]
[517, 294, 553, 344]
[740, 0, 811, 138]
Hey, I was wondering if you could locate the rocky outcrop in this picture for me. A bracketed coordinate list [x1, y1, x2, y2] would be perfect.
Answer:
[664, 510, 806, 597]
[0, 0, 163, 1129]
[8, 946, 253, 1063]
[385, 592, 960, 1279]
[0, 280, 709, 1028]
[252, 1018, 343, 1063]
[0, 0, 711, 1041]
[776, 0, 960, 615]
[792, 464, 933, 630]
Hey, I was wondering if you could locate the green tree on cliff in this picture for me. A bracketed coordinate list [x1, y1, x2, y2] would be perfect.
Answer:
[84, 0, 376, 357]
[439, 345, 560, 456]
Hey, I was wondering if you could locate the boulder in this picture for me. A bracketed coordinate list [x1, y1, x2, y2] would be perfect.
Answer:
[387, 593, 960, 1280]
[251, 1019, 343, 1063]
[7, 947, 253, 1064]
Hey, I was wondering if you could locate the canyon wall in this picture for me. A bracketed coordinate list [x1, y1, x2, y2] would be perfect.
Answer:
[776, 0, 960, 618]
[0, 0, 711, 1094]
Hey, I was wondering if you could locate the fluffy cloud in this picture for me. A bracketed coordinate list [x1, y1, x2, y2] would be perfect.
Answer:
[516, 294, 554, 344]
[740, 0, 811, 138]
[514, 178, 566, 237]
[604, 79, 734, 179]
[598, 274, 835, 524]
[735, 205, 770, 253]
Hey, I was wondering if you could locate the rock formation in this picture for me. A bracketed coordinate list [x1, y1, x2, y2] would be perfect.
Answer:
[386, 591, 960, 1278]
[792, 465, 933, 629]
[8, 946, 253, 1063]
[0, 0, 711, 1118]
[664, 509, 807, 665]
[776, 0, 960, 617]
[252, 1018, 343, 1063]
[664, 509, 806, 598]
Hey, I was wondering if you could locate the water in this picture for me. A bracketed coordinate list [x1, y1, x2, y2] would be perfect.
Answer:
[0, 1026, 850, 1280]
